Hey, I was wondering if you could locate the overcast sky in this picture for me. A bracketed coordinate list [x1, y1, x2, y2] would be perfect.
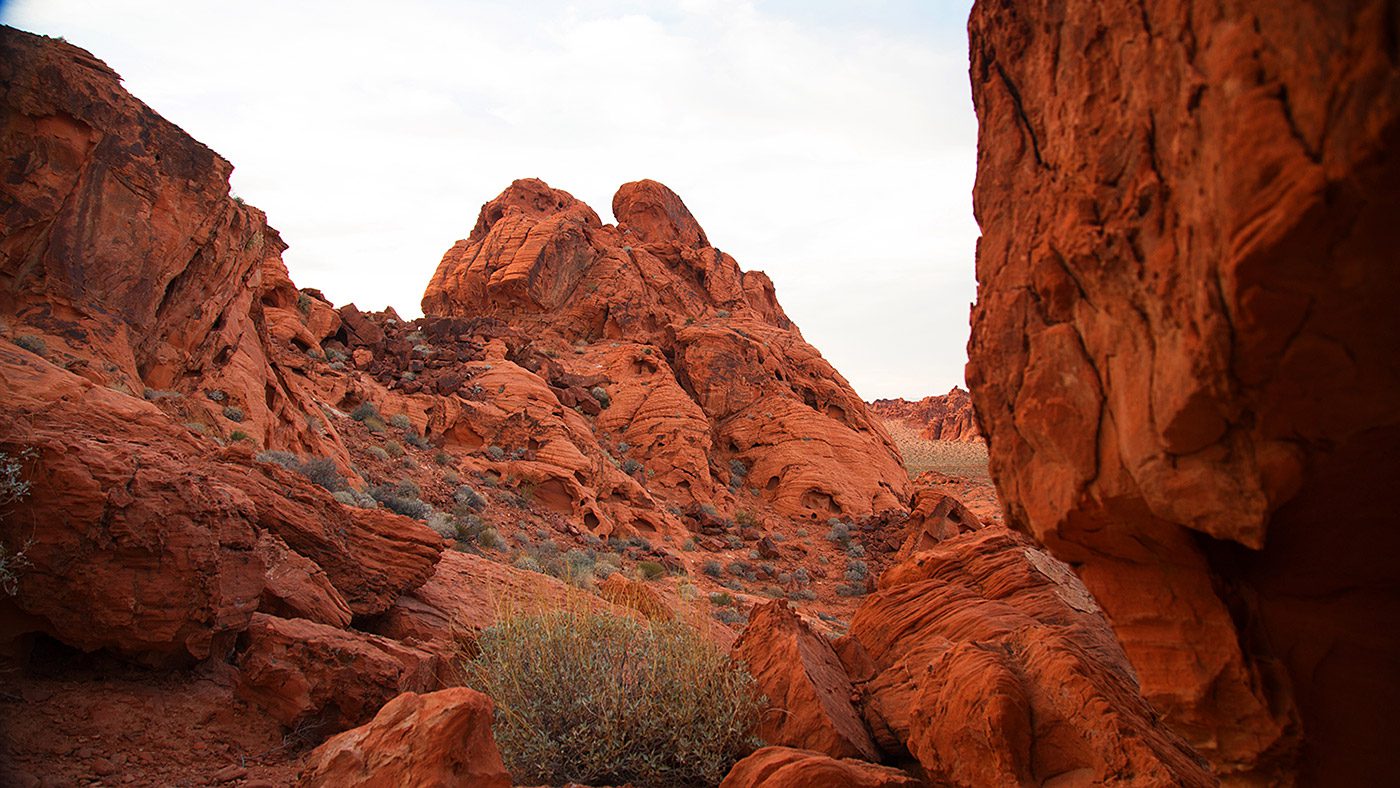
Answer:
[5, 0, 978, 401]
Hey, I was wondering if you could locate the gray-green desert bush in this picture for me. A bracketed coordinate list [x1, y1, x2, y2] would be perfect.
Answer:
[461, 607, 762, 787]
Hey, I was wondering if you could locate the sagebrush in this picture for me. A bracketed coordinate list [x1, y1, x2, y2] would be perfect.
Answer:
[461, 607, 762, 787]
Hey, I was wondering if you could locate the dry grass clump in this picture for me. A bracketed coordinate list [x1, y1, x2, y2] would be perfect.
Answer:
[460, 605, 762, 787]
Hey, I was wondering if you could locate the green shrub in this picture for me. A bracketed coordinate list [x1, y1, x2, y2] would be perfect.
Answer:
[389, 413, 412, 430]
[228, 430, 252, 443]
[713, 608, 746, 625]
[637, 560, 666, 580]
[461, 608, 762, 787]
[702, 560, 724, 578]
[368, 481, 429, 519]
[486, 445, 506, 461]
[384, 440, 404, 458]
[367, 445, 390, 461]
[454, 484, 485, 510]
[351, 402, 381, 422]
[434, 451, 452, 466]
[255, 450, 300, 470]
[845, 559, 869, 581]
[589, 386, 610, 408]
[13, 334, 46, 356]
[1, 449, 36, 596]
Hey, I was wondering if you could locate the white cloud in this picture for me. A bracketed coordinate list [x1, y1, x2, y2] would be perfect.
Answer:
[5, 0, 978, 400]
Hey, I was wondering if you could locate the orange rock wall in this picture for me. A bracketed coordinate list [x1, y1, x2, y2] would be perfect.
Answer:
[967, 1, 1400, 783]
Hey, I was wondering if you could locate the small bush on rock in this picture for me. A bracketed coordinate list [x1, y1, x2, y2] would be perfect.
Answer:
[13, 334, 46, 356]
[462, 607, 762, 787]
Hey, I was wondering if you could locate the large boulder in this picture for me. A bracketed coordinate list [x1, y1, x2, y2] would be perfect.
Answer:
[719, 747, 920, 788]
[234, 614, 441, 733]
[734, 601, 878, 761]
[845, 528, 1212, 786]
[0, 346, 442, 664]
[967, 0, 1400, 781]
[299, 688, 510, 788]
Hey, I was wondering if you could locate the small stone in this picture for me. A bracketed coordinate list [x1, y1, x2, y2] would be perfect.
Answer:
[211, 764, 247, 783]
[91, 757, 118, 776]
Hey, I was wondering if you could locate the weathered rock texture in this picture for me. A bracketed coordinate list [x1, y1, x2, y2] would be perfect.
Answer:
[868, 387, 982, 442]
[719, 746, 921, 788]
[968, 1, 1400, 783]
[299, 688, 510, 788]
[841, 527, 1211, 786]
[423, 177, 911, 529]
[735, 601, 879, 761]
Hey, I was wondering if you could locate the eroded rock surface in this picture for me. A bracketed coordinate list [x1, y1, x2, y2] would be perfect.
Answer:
[868, 387, 981, 442]
[299, 688, 510, 788]
[968, 1, 1400, 782]
[734, 601, 878, 761]
[719, 746, 921, 788]
[844, 528, 1212, 786]
[423, 177, 911, 530]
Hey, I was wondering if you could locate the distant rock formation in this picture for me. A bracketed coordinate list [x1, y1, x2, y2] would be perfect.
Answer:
[420, 176, 911, 529]
[868, 387, 982, 442]
[967, 0, 1400, 783]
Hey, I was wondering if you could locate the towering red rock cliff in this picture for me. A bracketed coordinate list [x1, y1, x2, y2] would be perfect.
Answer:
[868, 387, 982, 442]
[968, 1, 1400, 783]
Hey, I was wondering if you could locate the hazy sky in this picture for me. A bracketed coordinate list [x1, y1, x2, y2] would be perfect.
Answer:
[4, 0, 979, 400]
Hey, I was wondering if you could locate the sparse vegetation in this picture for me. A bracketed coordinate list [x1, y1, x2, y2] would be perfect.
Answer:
[1, 449, 36, 596]
[461, 606, 763, 787]
[13, 334, 46, 356]
[368, 479, 430, 519]
[589, 386, 611, 408]
[637, 560, 666, 580]
[222, 405, 245, 422]
[825, 520, 850, 543]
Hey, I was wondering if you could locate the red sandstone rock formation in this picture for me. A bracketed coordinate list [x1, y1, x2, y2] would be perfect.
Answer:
[734, 600, 879, 761]
[967, 1, 1400, 782]
[868, 387, 981, 442]
[299, 688, 510, 788]
[0, 344, 441, 665]
[0, 22, 1229, 788]
[719, 746, 921, 788]
[841, 528, 1211, 786]
[423, 177, 911, 528]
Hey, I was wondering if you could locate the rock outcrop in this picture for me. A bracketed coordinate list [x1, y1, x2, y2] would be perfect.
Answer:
[299, 688, 510, 788]
[842, 528, 1211, 786]
[719, 747, 921, 788]
[423, 177, 911, 529]
[0, 343, 441, 665]
[734, 601, 878, 761]
[967, 1, 1400, 782]
[868, 387, 981, 442]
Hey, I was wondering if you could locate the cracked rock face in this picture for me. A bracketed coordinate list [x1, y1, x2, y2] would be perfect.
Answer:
[967, 0, 1400, 783]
